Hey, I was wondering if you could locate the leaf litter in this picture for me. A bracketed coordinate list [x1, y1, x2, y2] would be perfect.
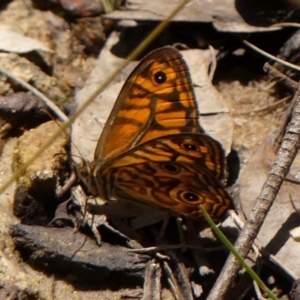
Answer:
[0, 0, 299, 299]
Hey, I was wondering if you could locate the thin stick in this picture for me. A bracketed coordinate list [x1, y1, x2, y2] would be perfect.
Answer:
[272, 22, 300, 28]
[263, 63, 299, 91]
[207, 69, 300, 299]
[126, 244, 224, 253]
[236, 95, 291, 115]
[242, 40, 300, 72]
[284, 177, 300, 185]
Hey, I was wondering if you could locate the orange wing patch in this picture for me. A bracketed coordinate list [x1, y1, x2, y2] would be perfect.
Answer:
[94, 47, 204, 162]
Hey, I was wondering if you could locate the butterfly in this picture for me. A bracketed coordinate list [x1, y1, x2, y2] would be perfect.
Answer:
[76, 46, 232, 220]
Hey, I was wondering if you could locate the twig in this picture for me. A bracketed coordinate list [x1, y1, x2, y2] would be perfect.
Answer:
[185, 218, 215, 276]
[242, 40, 300, 72]
[169, 253, 194, 300]
[207, 68, 300, 299]
[176, 217, 187, 252]
[263, 63, 299, 91]
[284, 177, 300, 185]
[236, 95, 291, 115]
[272, 22, 300, 28]
[126, 244, 224, 253]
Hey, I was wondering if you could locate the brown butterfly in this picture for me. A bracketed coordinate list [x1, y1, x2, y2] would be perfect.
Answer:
[77, 46, 232, 219]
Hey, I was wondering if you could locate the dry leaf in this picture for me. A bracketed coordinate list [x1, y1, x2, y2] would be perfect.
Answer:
[0, 26, 53, 53]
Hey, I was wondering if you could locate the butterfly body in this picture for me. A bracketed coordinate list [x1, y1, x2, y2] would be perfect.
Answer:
[78, 47, 232, 220]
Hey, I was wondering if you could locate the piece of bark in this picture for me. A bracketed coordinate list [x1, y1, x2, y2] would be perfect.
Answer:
[11, 224, 149, 286]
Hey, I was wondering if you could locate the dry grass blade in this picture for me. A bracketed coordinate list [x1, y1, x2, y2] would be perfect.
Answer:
[207, 65, 300, 299]
[236, 95, 291, 115]
[242, 39, 300, 72]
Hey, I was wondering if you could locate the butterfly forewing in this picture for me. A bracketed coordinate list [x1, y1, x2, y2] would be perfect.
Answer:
[94, 46, 204, 162]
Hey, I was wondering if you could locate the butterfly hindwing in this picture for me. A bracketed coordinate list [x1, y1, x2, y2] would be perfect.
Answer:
[102, 133, 226, 180]
[103, 161, 231, 219]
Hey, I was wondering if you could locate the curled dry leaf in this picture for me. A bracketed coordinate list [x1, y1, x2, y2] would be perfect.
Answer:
[0, 26, 53, 54]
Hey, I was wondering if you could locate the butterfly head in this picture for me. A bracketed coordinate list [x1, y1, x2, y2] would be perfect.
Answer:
[73, 159, 103, 197]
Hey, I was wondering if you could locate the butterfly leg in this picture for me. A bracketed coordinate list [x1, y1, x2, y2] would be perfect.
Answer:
[158, 216, 187, 252]
[158, 215, 170, 239]
[72, 186, 144, 248]
[71, 185, 103, 245]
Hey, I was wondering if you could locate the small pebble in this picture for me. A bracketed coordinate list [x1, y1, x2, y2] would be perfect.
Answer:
[60, 0, 103, 17]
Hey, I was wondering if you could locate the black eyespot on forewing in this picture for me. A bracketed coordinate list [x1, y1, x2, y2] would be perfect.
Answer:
[154, 71, 167, 84]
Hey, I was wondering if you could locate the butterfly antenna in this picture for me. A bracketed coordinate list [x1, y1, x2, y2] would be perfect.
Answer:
[44, 109, 88, 163]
